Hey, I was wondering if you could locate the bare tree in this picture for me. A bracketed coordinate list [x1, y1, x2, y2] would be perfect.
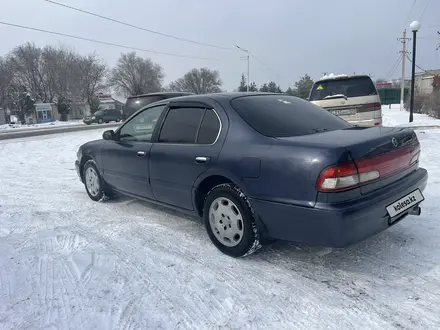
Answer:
[9, 42, 50, 102]
[167, 68, 223, 94]
[109, 52, 164, 97]
[78, 54, 108, 112]
[0, 57, 14, 107]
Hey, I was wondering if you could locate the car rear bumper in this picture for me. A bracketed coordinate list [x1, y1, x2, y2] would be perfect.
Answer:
[348, 117, 382, 127]
[250, 167, 428, 247]
[75, 160, 83, 183]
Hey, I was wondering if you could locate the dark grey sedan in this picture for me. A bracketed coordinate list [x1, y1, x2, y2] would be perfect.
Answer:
[75, 93, 427, 257]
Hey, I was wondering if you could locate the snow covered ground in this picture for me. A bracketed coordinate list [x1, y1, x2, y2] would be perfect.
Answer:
[1, 128, 440, 329]
[382, 104, 440, 127]
[0, 120, 84, 132]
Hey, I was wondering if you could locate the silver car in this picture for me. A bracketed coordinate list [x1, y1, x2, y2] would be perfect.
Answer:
[309, 74, 382, 127]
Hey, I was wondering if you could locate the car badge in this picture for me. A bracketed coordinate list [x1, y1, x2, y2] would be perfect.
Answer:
[392, 137, 398, 148]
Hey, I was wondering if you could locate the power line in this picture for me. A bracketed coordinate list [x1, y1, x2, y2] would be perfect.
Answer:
[0, 21, 222, 61]
[404, 0, 417, 27]
[44, 0, 237, 51]
[420, 0, 432, 21]
[385, 55, 402, 80]
[248, 52, 286, 82]
[406, 53, 426, 71]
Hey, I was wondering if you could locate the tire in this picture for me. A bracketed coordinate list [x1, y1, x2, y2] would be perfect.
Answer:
[97, 118, 103, 124]
[83, 159, 112, 202]
[203, 183, 262, 257]
[116, 117, 121, 123]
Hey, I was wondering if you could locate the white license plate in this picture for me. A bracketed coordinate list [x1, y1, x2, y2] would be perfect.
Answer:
[330, 109, 356, 116]
[386, 189, 424, 218]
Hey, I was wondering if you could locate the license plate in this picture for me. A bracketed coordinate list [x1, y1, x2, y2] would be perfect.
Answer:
[386, 189, 424, 218]
[330, 109, 356, 116]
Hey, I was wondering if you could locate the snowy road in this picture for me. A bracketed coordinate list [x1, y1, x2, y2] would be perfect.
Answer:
[1, 129, 440, 329]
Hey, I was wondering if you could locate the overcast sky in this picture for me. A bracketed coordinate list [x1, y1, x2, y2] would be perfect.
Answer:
[1, 0, 439, 94]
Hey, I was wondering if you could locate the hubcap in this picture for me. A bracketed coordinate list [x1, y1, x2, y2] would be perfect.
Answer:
[85, 167, 100, 197]
[209, 197, 244, 247]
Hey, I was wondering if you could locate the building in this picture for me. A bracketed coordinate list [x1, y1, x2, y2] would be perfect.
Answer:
[97, 93, 124, 112]
[414, 69, 440, 95]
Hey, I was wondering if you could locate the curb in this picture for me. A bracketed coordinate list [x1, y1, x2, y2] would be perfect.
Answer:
[0, 123, 120, 141]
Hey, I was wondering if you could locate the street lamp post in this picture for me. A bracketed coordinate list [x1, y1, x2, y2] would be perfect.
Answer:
[235, 45, 250, 92]
[409, 20, 420, 123]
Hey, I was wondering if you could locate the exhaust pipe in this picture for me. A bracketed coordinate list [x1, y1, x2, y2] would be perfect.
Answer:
[410, 205, 421, 216]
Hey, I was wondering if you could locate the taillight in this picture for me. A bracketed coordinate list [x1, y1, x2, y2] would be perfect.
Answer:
[358, 102, 382, 113]
[316, 162, 379, 192]
[316, 143, 421, 193]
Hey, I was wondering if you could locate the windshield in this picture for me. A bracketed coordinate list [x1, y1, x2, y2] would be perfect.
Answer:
[230, 95, 352, 138]
[124, 95, 166, 117]
[94, 110, 104, 116]
[309, 76, 377, 101]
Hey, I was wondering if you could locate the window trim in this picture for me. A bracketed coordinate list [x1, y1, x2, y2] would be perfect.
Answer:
[156, 107, 222, 146]
[116, 104, 168, 143]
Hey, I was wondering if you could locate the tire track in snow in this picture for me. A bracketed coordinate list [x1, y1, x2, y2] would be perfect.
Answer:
[117, 299, 139, 330]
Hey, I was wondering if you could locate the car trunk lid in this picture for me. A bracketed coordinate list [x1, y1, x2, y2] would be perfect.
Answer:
[277, 126, 421, 194]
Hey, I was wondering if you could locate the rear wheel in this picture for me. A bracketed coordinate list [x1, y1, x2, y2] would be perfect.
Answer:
[116, 117, 121, 122]
[203, 183, 262, 257]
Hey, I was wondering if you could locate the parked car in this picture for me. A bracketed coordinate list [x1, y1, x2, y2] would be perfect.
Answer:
[83, 109, 122, 125]
[309, 74, 382, 127]
[123, 92, 194, 120]
[75, 93, 427, 257]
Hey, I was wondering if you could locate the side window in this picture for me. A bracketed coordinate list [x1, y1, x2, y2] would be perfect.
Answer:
[197, 110, 221, 144]
[158, 108, 204, 143]
[119, 105, 166, 142]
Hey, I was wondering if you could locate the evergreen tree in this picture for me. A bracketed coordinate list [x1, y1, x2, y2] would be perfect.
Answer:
[249, 81, 258, 92]
[285, 86, 296, 96]
[293, 74, 314, 99]
[237, 73, 247, 92]
[259, 83, 269, 92]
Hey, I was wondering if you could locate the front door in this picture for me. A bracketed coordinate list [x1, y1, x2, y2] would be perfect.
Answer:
[101, 104, 167, 199]
[150, 106, 223, 210]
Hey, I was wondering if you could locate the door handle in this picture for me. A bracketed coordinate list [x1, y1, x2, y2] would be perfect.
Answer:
[137, 151, 146, 157]
[195, 156, 209, 164]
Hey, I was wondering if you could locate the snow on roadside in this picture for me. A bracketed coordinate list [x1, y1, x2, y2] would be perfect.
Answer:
[0, 120, 84, 132]
[1, 128, 440, 328]
[382, 104, 440, 127]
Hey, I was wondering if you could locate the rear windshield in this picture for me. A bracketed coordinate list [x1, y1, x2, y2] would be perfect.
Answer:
[124, 95, 166, 116]
[309, 76, 377, 101]
[230, 95, 352, 138]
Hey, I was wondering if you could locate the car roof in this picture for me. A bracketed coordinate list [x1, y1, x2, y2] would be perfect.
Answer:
[315, 74, 372, 83]
[163, 92, 285, 103]
[126, 92, 194, 99]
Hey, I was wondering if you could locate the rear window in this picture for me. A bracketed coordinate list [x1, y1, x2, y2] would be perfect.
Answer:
[230, 95, 352, 138]
[124, 95, 166, 117]
[309, 76, 377, 101]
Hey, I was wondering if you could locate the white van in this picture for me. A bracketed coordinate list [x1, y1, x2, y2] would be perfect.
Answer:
[309, 74, 382, 127]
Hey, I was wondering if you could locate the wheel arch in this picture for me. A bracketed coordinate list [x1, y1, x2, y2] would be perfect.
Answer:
[79, 155, 94, 181]
[193, 171, 270, 237]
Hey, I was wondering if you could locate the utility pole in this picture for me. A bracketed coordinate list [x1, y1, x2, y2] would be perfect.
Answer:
[235, 45, 250, 92]
[398, 30, 410, 111]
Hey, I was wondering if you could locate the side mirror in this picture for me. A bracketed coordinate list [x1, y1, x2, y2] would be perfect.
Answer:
[102, 130, 115, 140]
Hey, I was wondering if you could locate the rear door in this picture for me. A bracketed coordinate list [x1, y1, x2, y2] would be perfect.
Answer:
[100, 104, 167, 199]
[149, 103, 223, 210]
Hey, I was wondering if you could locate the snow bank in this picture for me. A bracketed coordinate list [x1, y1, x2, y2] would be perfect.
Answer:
[382, 104, 440, 127]
[0, 120, 84, 132]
